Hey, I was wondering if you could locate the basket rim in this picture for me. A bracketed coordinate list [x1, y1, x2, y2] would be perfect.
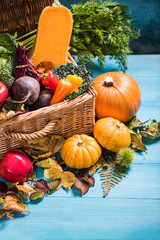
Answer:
[0, 86, 96, 129]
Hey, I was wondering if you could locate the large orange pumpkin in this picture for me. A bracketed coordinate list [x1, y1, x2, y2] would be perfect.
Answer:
[61, 134, 102, 169]
[93, 72, 141, 123]
[94, 117, 131, 152]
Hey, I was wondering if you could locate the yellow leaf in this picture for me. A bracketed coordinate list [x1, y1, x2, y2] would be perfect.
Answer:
[26, 135, 65, 160]
[36, 158, 57, 168]
[61, 171, 76, 190]
[3, 195, 29, 213]
[15, 182, 35, 195]
[44, 164, 63, 179]
[0, 196, 4, 204]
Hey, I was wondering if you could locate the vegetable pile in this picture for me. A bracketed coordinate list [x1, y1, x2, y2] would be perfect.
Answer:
[0, 0, 159, 221]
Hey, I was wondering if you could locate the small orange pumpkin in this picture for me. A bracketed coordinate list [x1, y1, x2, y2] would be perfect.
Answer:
[94, 117, 131, 152]
[61, 134, 102, 169]
[93, 72, 141, 123]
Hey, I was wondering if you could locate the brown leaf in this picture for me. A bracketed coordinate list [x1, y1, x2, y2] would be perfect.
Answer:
[130, 130, 147, 152]
[26, 135, 65, 160]
[81, 176, 95, 186]
[74, 178, 89, 197]
[3, 195, 29, 213]
[88, 155, 106, 175]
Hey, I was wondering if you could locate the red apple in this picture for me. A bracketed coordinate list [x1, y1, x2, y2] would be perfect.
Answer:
[0, 149, 33, 183]
[0, 81, 8, 108]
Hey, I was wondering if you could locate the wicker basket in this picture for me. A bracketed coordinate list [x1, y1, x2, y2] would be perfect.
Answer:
[0, 86, 96, 159]
[0, 0, 97, 160]
[0, 0, 53, 36]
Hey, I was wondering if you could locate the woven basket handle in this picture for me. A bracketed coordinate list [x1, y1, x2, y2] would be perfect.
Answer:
[3, 120, 59, 141]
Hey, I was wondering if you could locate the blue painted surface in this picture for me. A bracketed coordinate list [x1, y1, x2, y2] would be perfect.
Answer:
[0, 55, 160, 239]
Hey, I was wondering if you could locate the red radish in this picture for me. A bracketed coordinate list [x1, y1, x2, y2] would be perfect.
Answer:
[0, 81, 8, 107]
[0, 149, 33, 183]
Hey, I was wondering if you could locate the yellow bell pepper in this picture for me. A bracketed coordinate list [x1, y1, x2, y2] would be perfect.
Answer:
[66, 74, 83, 93]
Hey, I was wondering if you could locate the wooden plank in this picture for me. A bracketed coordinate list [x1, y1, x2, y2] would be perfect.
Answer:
[1, 198, 160, 240]
[92, 55, 160, 77]
[32, 162, 160, 199]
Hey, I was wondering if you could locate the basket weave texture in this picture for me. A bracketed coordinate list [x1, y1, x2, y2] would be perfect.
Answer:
[0, 0, 53, 36]
[0, 87, 96, 159]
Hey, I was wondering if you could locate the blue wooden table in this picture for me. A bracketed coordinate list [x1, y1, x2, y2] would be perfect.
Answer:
[0, 55, 160, 240]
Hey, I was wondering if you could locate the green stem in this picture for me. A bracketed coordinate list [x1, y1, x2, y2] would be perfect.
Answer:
[16, 29, 37, 41]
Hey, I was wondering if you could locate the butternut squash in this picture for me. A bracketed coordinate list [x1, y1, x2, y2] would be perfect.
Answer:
[29, 2, 73, 67]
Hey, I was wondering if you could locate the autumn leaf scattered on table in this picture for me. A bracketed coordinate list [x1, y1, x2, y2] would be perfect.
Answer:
[25, 135, 65, 160]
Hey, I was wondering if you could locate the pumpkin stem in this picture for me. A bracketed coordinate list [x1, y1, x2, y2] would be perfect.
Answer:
[77, 140, 85, 146]
[52, 0, 61, 7]
[104, 76, 114, 87]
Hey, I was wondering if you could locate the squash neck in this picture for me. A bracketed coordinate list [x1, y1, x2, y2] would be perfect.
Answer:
[104, 76, 114, 87]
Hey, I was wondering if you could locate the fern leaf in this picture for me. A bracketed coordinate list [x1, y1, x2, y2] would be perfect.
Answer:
[99, 163, 128, 197]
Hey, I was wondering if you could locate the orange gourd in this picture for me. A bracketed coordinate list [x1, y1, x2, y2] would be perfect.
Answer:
[29, 1, 73, 67]
[94, 117, 131, 152]
[61, 134, 102, 169]
[93, 72, 141, 123]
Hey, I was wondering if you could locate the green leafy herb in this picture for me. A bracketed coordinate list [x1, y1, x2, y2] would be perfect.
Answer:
[0, 33, 16, 89]
[70, 0, 140, 71]
[52, 63, 93, 99]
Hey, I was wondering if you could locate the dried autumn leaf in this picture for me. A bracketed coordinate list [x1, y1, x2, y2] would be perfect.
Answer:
[61, 171, 76, 190]
[0, 112, 6, 121]
[88, 155, 106, 175]
[49, 179, 61, 191]
[36, 158, 58, 169]
[26, 135, 65, 160]
[3, 195, 29, 213]
[127, 117, 149, 130]
[30, 189, 46, 201]
[35, 179, 50, 194]
[0, 196, 4, 204]
[81, 176, 95, 186]
[44, 164, 62, 179]
[130, 130, 147, 152]
[15, 182, 35, 195]
[74, 178, 90, 197]
[28, 170, 36, 181]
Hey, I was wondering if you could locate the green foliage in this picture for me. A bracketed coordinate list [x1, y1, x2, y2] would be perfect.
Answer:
[0, 33, 16, 89]
[116, 147, 135, 167]
[70, 0, 140, 71]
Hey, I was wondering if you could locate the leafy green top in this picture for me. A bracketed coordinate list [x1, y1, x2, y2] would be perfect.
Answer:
[0, 33, 16, 89]
[70, 0, 140, 71]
